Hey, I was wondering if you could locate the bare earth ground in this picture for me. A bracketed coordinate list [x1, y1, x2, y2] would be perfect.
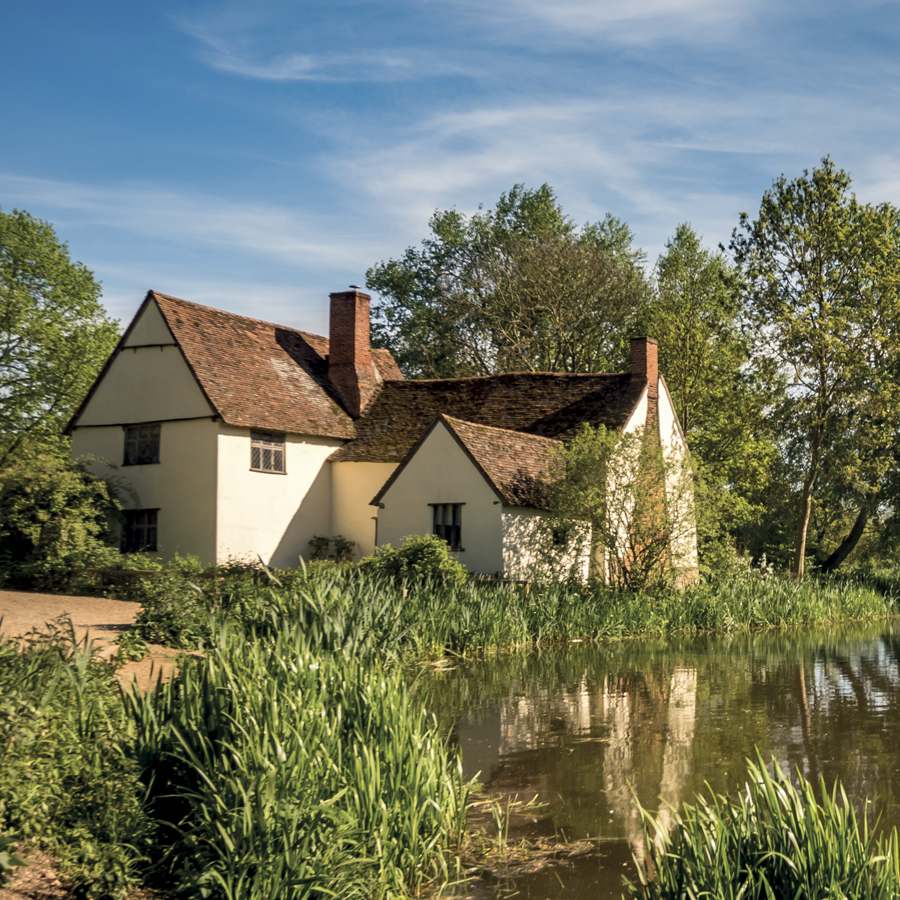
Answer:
[0, 589, 180, 691]
[0, 589, 182, 900]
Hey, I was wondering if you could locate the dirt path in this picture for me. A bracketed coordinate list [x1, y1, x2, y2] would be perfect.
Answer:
[0, 589, 181, 691]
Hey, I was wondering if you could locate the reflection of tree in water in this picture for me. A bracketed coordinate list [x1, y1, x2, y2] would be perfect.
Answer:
[418, 619, 900, 844]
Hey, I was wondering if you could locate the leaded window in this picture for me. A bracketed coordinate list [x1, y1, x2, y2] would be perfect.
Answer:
[124, 424, 160, 465]
[122, 509, 158, 553]
[251, 430, 286, 473]
[432, 503, 463, 551]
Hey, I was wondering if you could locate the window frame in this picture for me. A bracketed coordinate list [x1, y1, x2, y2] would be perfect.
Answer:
[121, 509, 159, 553]
[250, 430, 287, 474]
[123, 423, 161, 466]
[431, 502, 464, 551]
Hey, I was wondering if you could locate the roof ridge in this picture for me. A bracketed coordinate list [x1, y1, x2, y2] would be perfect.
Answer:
[399, 371, 632, 385]
[151, 291, 328, 344]
[441, 414, 562, 445]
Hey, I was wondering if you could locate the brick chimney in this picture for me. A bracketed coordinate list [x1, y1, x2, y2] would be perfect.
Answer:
[630, 336, 659, 438]
[329, 288, 380, 418]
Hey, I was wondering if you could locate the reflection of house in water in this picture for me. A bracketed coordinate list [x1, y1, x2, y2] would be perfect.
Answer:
[456, 665, 698, 850]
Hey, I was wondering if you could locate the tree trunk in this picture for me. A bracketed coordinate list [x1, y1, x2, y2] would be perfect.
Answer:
[793, 430, 823, 579]
[821, 491, 877, 573]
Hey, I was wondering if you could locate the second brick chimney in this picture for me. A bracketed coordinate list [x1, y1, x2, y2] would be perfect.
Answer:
[329, 288, 380, 418]
[630, 336, 659, 438]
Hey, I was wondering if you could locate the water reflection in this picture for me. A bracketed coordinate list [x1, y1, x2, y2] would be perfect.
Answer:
[418, 620, 900, 899]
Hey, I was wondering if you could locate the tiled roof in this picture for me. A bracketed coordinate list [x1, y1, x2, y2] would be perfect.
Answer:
[332, 372, 645, 463]
[443, 416, 561, 508]
[151, 292, 401, 439]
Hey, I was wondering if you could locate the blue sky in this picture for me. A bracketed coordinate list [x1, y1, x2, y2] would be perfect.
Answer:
[3, 0, 900, 335]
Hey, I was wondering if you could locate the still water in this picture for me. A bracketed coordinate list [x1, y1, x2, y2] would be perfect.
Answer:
[419, 619, 900, 899]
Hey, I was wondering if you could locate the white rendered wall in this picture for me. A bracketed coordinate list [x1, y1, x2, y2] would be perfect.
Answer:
[71, 419, 218, 563]
[658, 377, 699, 579]
[501, 508, 590, 582]
[331, 462, 397, 559]
[75, 344, 213, 426]
[376, 422, 504, 574]
[215, 425, 341, 568]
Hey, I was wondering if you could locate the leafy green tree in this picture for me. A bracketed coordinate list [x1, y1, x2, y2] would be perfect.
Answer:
[542, 425, 697, 590]
[731, 159, 900, 576]
[0, 451, 121, 582]
[636, 224, 777, 574]
[367, 184, 649, 377]
[0, 209, 119, 464]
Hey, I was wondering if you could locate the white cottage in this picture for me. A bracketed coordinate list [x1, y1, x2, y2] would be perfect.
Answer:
[69, 288, 697, 580]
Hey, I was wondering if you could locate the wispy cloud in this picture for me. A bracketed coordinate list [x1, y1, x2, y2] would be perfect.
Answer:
[0, 173, 380, 268]
[173, 9, 465, 83]
[449, 0, 758, 45]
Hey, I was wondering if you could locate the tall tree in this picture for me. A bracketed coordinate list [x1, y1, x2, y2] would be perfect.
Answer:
[636, 224, 776, 572]
[0, 209, 119, 465]
[367, 184, 649, 377]
[730, 159, 900, 576]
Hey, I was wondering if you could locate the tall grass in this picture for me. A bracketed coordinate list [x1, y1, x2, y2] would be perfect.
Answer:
[125, 618, 470, 899]
[0, 622, 153, 898]
[137, 565, 897, 658]
[628, 753, 900, 900]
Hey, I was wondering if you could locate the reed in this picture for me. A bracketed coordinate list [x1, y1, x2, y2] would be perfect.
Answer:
[143, 566, 896, 658]
[125, 617, 470, 899]
[627, 753, 900, 900]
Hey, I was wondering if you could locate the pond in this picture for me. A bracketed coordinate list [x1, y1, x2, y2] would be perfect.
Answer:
[419, 618, 900, 899]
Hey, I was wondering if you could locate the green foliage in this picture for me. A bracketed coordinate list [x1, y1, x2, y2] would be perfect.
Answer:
[126, 621, 470, 900]
[367, 184, 648, 377]
[541, 424, 698, 590]
[308, 533, 356, 562]
[731, 159, 900, 575]
[0, 208, 119, 462]
[0, 622, 153, 899]
[360, 534, 468, 586]
[627, 753, 900, 900]
[0, 452, 121, 587]
[638, 224, 776, 570]
[0, 832, 26, 884]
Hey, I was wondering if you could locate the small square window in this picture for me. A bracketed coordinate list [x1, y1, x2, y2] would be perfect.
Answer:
[432, 503, 463, 551]
[552, 527, 569, 547]
[251, 430, 286, 473]
[122, 509, 158, 553]
[124, 424, 160, 465]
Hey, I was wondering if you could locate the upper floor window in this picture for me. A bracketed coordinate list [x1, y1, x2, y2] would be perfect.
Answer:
[432, 503, 463, 551]
[122, 509, 158, 553]
[251, 430, 286, 473]
[124, 424, 160, 465]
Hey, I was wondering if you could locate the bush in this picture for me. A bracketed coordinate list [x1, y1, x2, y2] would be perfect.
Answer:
[0, 453, 121, 588]
[360, 534, 468, 585]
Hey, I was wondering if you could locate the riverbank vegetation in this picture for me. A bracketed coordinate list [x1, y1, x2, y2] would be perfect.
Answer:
[628, 754, 900, 900]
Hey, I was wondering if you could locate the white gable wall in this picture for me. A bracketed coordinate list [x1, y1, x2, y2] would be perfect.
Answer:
[75, 345, 213, 426]
[375, 422, 504, 574]
[72, 418, 218, 562]
[124, 300, 174, 346]
[215, 425, 342, 568]
[658, 377, 699, 580]
[331, 462, 397, 559]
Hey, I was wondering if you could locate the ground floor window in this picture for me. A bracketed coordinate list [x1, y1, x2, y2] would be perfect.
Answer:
[122, 509, 158, 553]
[432, 503, 463, 551]
[251, 430, 286, 473]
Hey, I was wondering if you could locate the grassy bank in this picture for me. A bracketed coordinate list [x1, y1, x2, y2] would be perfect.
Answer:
[1, 568, 897, 898]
